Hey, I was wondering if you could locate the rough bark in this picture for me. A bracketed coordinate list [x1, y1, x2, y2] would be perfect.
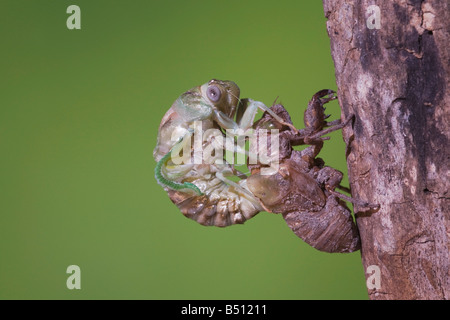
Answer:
[322, 0, 449, 299]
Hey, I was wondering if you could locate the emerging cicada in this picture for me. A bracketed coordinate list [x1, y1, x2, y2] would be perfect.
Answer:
[154, 79, 295, 226]
[154, 80, 377, 252]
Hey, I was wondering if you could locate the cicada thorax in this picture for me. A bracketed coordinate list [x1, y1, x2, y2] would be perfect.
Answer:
[153, 87, 211, 161]
[154, 79, 241, 162]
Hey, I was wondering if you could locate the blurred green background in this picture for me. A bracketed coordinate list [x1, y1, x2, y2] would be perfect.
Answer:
[0, 0, 367, 299]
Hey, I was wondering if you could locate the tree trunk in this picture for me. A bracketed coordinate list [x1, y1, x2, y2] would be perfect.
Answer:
[322, 0, 449, 299]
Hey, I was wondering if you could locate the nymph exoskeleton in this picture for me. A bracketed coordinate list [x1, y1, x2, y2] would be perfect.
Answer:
[154, 79, 296, 226]
[246, 92, 378, 252]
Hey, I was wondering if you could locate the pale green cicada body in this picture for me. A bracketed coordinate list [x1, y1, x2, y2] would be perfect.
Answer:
[153, 79, 295, 227]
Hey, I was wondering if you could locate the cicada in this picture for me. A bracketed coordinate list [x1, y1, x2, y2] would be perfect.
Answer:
[154, 80, 377, 252]
[153, 79, 295, 227]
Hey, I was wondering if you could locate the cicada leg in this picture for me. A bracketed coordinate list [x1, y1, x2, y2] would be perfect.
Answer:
[304, 114, 354, 144]
[238, 99, 299, 133]
[316, 166, 380, 210]
[215, 169, 258, 202]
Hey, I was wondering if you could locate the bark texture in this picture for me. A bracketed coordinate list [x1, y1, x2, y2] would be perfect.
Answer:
[322, 0, 449, 299]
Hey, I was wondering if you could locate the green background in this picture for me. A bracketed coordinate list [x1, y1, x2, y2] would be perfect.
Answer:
[0, 0, 367, 299]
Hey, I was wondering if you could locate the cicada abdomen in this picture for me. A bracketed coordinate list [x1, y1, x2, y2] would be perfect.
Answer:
[281, 199, 361, 253]
[163, 163, 263, 227]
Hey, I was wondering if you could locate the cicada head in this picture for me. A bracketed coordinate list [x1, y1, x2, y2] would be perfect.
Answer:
[200, 79, 241, 119]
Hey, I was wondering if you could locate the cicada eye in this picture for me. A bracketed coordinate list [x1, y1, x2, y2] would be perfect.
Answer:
[207, 85, 221, 102]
